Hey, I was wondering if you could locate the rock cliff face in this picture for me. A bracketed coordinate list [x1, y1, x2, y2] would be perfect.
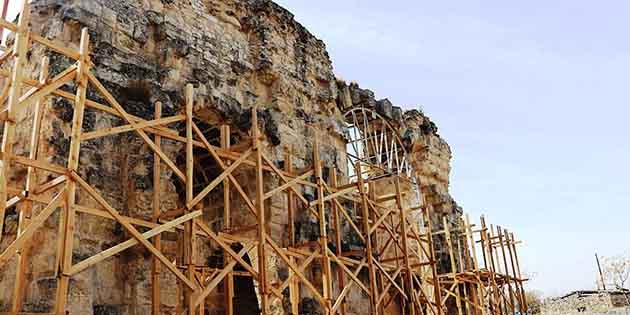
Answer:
[0, 0, 463, 314]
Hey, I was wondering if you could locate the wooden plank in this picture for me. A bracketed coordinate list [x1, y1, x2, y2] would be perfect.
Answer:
[192, 122, 257, 219]
[0, 189, 65, 267]
[81, 115, 184, 141]
[71, 172, 198, 291]
[330, 168, 347, 315]
[191, 243, 255, 309]
[221, 125, 231, 229]
[11, 55, 49, 315]
[263, 169, 314, 200]
[18, 64, 77, 109]
[266, 237, 327, 307]
[152, 102, 162, 315]
[33, 175, 67, 195]
[187, 148, 253, 210]
[313, 134, 332, 309]
[54, 28, 90, 315]
[184, 84, 196, 313]
[0, 0, 28, 244]
[69, 210, 201, 275]
[86, 72, 186, 181]
[356, 162, 378, 312]
[395, 177, 416, 315]
[331, 261, 366, 314]
[253, 107, 269, 315]
[196, 220, 259, 278]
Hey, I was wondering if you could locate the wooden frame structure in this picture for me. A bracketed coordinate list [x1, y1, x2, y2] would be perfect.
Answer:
[433, 215, 528, 315]
[344, 107, 413, 180]
[0, 3, 449, 315]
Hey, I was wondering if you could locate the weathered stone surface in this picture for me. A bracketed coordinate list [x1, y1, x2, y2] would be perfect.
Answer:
[0, 0, 466, 314]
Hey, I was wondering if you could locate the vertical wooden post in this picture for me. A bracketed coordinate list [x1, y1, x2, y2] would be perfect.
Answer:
[510, 232, 527, 314]
[253, 107, 269, 314]
[285, 146, 295, 247]
[504, 230, 522, 314]
[368, 181, 384, 315]
[54, 27, 90, 315]
[314, 133, 332, 312]
[286, 145, 300, 315]
[395, 177, 415, 315]
[497, 227, 515, 315]
[481, 217, 500, 315]
[465, 215, 485, 315]
[151, 101, 162, 315]
[221, 125, 231, 230]
[356, 162, 378, 313]
[421, 192, 443, 315]
[0, 0, 28, 241]
[184, 84, 198, 313]
[331, 168, 347, 315]
[289, 255, 300, 315]
[10, 55, 48, 315]
[0, 0, 9, 46]
[444, 217, 463, 315]
[221, 124, 234, 315]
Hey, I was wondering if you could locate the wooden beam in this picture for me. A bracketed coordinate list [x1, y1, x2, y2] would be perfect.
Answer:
[69, 210, 201, 275]
[71, 172, 198, 291]
[81, 115, 184, 141]
[54, 26, 88, 315]
[11, 55, 49, 315]
[152, 101, 162, 315]
[0, 0, 28, 245]
[0, 189, 65, 267]
[86, 71, 186, 181]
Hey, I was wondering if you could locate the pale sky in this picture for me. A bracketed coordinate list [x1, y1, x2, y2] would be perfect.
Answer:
[10, 0, 630, 297]
[272, 0, 630, 297]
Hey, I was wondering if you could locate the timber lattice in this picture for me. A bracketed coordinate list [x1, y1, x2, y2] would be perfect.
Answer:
[0, 2, 526, 315]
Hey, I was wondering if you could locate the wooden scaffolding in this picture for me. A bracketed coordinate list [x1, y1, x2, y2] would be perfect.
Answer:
[433, 214, 528, 315]
[0, 3, 450, 315]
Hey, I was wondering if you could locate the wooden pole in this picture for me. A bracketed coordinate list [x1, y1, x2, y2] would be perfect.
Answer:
[253, 107, 269, 314]
[505, 230, 523, 314]
[221, 124, 234, 315]
[395, 177, 415, 315]
[151, 101, 162, 315]
[465, 215, 485, 315]
[184, 84, 198, 313]
[285, 145, 300, 315]
[54, 27, 90, 315]
[497, 227, 515, 315]
[10, 55, 48, 315]
[368, 181, 385, 315]
[444, 216, 463, 315]
[357, 162, 378, 313]
[0, 0, 9, 46]
[511, 233, 527, 314]
[423, 200, 443, 315]
[314, 133, 333, 312]
[331, 167, 348, 315]
[0, 0, 28, 242]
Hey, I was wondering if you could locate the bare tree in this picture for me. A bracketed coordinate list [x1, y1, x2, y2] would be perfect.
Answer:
[602, 254, 630, 290]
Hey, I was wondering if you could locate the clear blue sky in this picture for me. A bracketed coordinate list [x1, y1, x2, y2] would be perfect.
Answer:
[272, 0, 630, 296]
[10, 0, 629, 297]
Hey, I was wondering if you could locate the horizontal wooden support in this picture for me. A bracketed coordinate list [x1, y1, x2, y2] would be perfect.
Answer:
[31, 33, 81, 60]
[81, 115, 185, 141]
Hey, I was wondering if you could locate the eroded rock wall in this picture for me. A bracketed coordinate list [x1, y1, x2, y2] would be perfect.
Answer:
[0, 0, 464, 314]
